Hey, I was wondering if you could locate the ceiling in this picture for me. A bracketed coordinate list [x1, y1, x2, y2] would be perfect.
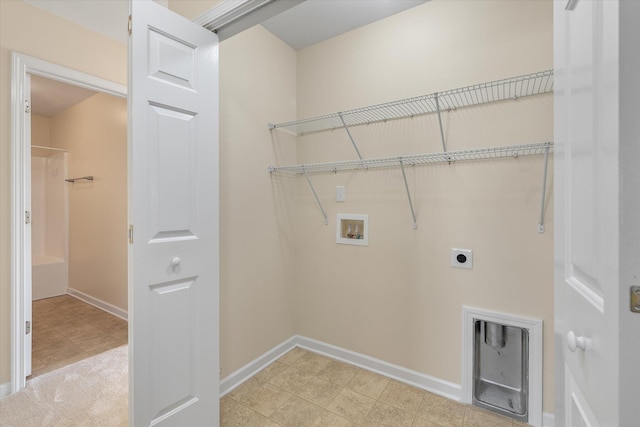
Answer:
[30, 75, 97, 117]
[261, 0, 427, 51]
[25, 0, 428, 50]
[24, 0, 129, 44]
[24, 0, 428, 115]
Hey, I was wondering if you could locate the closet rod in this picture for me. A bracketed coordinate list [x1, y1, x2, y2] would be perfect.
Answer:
[65, 176, 94, 183]
[31, 145, 68, 152]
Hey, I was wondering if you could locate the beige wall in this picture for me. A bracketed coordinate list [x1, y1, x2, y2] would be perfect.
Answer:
[0, 0, 126, 385]
[1, 1, 555, 415]
[291, 0, 555, 412]
[218, 25, 298, 376]
[48, 93, 128, 310]
[169, 0, 222, 20]
[31, 115, 51, 148]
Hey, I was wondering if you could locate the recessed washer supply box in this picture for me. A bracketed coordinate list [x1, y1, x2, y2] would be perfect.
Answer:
[336, 214, 368, 246]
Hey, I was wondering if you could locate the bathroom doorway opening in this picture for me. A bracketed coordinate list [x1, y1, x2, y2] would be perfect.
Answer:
[10, 53, 127, 391]
[27, 74, 128, 379]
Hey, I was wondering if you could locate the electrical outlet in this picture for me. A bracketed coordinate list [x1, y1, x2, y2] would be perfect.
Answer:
[336, 185, 345, 202]
[451, 248, 473, 269]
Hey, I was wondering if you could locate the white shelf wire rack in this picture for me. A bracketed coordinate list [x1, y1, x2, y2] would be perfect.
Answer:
[269, 142, 553, 232]
[269, 70, 554, 135]
[268, 142, 553, 175]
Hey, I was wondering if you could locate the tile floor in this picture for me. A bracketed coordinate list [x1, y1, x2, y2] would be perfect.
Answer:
[30, 295, 128, 379]
[222, 347, 531, 427]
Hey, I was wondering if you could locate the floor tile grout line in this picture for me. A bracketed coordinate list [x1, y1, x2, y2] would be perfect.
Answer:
[222, 347, 526, 427]
[29, 295, 128, 380]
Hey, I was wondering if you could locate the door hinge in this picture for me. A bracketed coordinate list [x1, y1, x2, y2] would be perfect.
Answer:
[128, 15, 132, 35]
[25, 321, 31, 335]
[25, 210, 31, 224]
[631, 286, 640, 313]
[24, 100, 30, 114]
[129, 224, 133, 244]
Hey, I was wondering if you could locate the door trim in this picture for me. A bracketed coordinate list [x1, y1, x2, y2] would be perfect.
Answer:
[9, 52, 126, 394]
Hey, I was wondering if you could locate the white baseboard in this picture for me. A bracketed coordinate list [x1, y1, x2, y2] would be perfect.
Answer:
[67, 287, 128, 321]
[220, 336, 298, 396]
[219, 334, 554, 426]
[543, 412, 555, 427]
[0, 381, 12, 399]
[220, 335, 460, 401]
[296, 335, 462, 401]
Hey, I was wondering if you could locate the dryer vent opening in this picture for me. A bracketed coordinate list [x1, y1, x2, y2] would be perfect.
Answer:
[473, 320, 529, 422]
[462, 307, 543, 426]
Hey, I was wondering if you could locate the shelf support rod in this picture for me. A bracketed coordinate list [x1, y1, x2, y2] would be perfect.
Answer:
[399, 159, 418, 230]
[339, 112, 363, 160]
[538, 146, 550, 233]
[435, 93, 447, 153]
[303, 169, 328, 225]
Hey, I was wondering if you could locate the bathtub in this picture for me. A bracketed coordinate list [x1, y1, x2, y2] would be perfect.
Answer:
[32, 254, 68, 300]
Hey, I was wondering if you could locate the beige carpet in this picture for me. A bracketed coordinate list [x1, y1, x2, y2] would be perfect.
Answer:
[0, 345, 128, 427]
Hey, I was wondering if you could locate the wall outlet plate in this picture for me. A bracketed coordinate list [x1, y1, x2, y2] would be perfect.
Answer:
[336, 185, 345, 202]
[451, 248, 473, 269]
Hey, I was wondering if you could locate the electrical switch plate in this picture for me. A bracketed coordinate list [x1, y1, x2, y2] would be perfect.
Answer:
[451, 248, 473, 269]
[336, 185, 345, 202]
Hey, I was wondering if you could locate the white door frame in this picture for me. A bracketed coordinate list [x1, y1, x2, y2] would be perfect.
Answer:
[10, 52, 126, 393]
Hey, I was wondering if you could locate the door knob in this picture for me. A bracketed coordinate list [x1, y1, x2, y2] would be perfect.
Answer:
[566, 330, 587, 352]
[171, 257, 181, 267]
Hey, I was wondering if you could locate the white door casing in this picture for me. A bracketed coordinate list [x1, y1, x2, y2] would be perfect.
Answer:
[129, 1, 220, 425]
[10, 53, 126, 394]
[554, 1, 640, 425]
[23, 74, 32, 379]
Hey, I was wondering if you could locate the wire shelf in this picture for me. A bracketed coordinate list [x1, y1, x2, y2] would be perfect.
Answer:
[268, 142, 553, 175]
[269, 70, 554, 135]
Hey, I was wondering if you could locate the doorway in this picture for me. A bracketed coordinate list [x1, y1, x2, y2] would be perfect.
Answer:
[10, 52, 127, 392]
[27, 74, 128, 379]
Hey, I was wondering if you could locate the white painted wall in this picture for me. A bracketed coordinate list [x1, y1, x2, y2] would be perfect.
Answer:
[0, 0, 127, 384]
[218, 25, 298, 377]
[291, 0, 555, 412]
[49, 93, 128, 311]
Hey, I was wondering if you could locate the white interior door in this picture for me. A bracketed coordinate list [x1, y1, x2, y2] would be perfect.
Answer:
[129, 1, 219, 425]
[554, 1, 640, 426]
[24, 73, 32, 379]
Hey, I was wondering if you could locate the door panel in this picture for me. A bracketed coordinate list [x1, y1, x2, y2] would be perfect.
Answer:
[148, 29, 197, 89]
[554, 1, 619, 425]
[564, 0, 603, 308]
[565, 368, 598, 427]
[129, 1, 219, 425]
[149, 277, 199, 419]
[148, 104, 197, 240]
